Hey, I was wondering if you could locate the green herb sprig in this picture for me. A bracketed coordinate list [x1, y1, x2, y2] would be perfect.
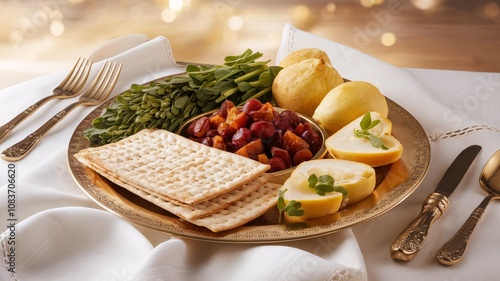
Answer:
[83, 49, 282, 146]
[277, 189, 304, 223]
[308, 174, 348, 196]
[353, 112, 388, 150]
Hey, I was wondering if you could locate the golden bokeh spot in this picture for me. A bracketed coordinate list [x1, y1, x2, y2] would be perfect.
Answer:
[321, 3, 336, 20]
[360, 0, 376, 8]
[228, 16, 243, 31]
[482, 2, 500, 18]
[292, 5, 311, 22]
[326, 3, 337, 12]
[161, 9, 176, 23]
[381, 32, 396, 46]
[410, 0, 441, 11]
[50, 20, 65, 37]
[169, 0, 183, 12]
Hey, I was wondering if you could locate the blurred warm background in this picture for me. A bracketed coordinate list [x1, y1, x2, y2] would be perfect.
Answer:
[1, 0, 500, 89]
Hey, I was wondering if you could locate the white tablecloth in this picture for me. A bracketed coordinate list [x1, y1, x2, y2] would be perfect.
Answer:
[1, 24, 499, 281]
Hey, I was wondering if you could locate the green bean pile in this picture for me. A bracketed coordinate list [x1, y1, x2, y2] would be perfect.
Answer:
[83, 49, 282, 146]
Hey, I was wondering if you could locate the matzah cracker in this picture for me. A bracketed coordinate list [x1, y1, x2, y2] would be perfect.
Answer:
[97, 171, 280, 232]
[90, 167, 272, 220]
[74, 129, 271, 205]
[187, 181, 281, 232]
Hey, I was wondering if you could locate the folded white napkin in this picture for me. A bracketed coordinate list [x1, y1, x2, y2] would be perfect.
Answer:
[88, 34, 150, 62]
[0, 33, 367, 281]
[276, 23, 500, 280]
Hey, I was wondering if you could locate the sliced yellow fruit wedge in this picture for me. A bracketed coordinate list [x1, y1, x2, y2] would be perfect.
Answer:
[282, 159, 376, 223]
[325, 112, 403, 167]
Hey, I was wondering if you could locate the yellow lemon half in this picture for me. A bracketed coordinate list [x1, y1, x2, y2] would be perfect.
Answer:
[282, 159, 376, 223]
[325, 112, 403, 167]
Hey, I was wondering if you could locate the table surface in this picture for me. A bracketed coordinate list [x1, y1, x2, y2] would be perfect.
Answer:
[1, 0, 499, 90]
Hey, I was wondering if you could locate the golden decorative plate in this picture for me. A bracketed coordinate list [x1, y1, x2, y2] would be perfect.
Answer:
[68, 79, 430, 243]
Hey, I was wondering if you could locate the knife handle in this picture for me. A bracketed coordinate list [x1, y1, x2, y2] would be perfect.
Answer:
[390, 192, 449, 261]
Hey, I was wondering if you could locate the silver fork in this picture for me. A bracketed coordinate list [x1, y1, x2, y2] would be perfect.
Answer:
[1, 60, 122, 161]
[0, 57, 92, 143]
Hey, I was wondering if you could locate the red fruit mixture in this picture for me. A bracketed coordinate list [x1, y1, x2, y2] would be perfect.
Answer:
[182, 99, 322, 172]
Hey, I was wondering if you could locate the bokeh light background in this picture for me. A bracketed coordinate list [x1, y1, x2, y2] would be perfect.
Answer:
[1, 0, 499, 89]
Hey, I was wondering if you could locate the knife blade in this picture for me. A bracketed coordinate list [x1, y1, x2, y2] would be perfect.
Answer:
[390, 144, 482, 261]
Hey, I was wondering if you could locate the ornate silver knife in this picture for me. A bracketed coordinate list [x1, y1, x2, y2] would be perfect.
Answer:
[390, 144, 482, 261]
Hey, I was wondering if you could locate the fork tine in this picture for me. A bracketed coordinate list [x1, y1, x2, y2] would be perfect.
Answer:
[83, 60, 113, 99]
[86, 61, 122, 101]
[57, 57, 83, 88]
[92, 61, 115, 98]
[67, 58, 93, 93]
[98, 63, 122, 100]
[59, 57, 91, 91]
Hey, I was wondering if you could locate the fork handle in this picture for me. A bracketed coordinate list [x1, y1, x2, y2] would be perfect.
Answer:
[0, 95, 57, 142]
[436, 195, 492, 265]
[1, 101, 83, 161]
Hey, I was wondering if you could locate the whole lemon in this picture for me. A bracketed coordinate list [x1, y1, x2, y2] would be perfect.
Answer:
[312, 81, 388, 133]
[272, 58, 343, 117]
[278, 48, 331, 68]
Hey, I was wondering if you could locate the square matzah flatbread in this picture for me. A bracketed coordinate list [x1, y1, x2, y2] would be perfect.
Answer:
[74, 129, 271, 205]
[145, 173, 273, 220]
[95, 170, 280, 232]
[187, 181, 281, 232]
[90, 166, 272, 220]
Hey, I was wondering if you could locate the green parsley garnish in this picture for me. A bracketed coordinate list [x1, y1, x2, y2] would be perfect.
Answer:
[354, 112, 388, 150]
[277, 189, 304, 223]
[308, 174, 348, 197]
